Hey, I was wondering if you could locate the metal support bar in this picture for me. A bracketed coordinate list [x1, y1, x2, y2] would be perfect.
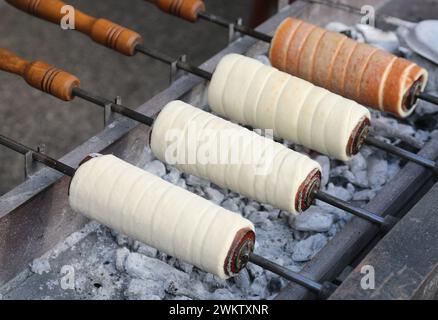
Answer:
[228, 17, 243, 44]
[104, 102, 114, 127]
[24, 144, 46, 178]
[170, 55, 187, 84]
[24, 151, 35, 179]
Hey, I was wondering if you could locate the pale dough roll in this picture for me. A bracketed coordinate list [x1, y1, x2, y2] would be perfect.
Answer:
[269, 17, 429, 118]
[69, 154, 254, 279]
[222, 55, 263, 123]
[151, 101, 322, 214]
[208, 54, 371, 161]
[207, 53, 241, 116]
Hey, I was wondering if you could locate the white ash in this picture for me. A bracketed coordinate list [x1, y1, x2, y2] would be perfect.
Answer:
[292, 234, 328, 262]
[185, 173, 211, 188]
[221, 198, 241, 212]
[355, 24, 400, 53]
[315, 155, 330, 187]
[368, 157, 392, 189]
[290, 207, 334, 233]
[143, 160, 167, 178]
[353, 189, 377, 201]
[126, 279, 164, 300]
[115, 248, 130, 272]
[203, 187, 225, 204]
[371, 116, 425, 149]
[30, 258, 51, 275]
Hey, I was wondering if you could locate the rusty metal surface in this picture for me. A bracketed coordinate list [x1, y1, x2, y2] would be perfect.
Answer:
[330, 182, 438, 300]
[0, 2, 307, 287]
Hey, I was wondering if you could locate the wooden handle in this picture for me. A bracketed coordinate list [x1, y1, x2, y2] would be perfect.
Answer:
[5, 0, 144, 56]
[147, 0, 206, 22]
[0, 48, 80, 101]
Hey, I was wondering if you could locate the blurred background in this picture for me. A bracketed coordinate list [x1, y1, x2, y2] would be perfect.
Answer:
[0, 0, 282, 195]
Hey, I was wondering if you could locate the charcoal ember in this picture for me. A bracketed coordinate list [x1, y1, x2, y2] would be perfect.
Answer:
[115, 247, 130, 272]
[125, 278, 165, 300]
[292, 234, 328, 262]
[221, 198, 240, 212]
[290, 207, 334, 232]
[143, 160, 166, 178]
[203, 187, 225, 204]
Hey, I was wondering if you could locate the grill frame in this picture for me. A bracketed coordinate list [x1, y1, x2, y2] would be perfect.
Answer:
[0, 0, 435, 299]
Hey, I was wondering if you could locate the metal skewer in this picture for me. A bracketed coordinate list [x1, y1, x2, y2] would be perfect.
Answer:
[418, 92, 438, 106]
[314, 190, 387, 225]
[366, 136, 438, 173]
[134, 45, 212, 80]
[72, 87, 155, 126]
[0, 135, 76, 177]
[248, 253, 336, 298]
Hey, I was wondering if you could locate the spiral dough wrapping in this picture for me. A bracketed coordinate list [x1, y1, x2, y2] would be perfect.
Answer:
[151, 101, 322, 214]
[269, 18, 429, 118]
[69, 154, 254, 279]
[208, 54, 371, 161]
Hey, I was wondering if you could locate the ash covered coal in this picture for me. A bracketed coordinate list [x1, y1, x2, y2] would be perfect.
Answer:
[1, 21, 436, 301]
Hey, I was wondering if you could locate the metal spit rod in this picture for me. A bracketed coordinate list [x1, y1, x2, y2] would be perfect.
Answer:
[0, 135, 76, 177]
[72, 87, 155, 127]
[134, 45, 213, 81]
[366, 136, 438, 173]
[314, 190, 386, 225]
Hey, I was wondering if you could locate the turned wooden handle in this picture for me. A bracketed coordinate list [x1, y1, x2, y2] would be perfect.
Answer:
[0, 48, 80, 101]
[147, 0, 206, 22]
[5, 0, 144, 56]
